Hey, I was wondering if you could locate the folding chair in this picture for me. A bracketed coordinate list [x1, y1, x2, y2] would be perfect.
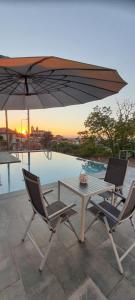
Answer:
[22, 168, 79, 272]
[86, 181, 135, 274]
[86, 158, 128, 209]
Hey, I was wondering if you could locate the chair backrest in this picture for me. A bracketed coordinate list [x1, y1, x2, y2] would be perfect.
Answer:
[104, 157, 128, 187]
[119, 180, 135, 221]
[22, 168, 48, 219]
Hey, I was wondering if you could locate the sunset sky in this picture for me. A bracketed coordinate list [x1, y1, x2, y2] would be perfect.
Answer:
[0, 0, 134, 137]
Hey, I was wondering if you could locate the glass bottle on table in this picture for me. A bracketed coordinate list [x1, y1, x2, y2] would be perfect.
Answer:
[79, 168, 88, 185]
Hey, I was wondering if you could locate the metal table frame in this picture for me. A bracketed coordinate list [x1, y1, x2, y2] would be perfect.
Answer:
[58, 175, 115, 242]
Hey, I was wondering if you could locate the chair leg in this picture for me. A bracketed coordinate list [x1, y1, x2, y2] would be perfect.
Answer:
[39, 218, 61, 272]
[85, 196, 91, 210]
[85, 214, 99, 233]
[130, 217, 135, 232]
[103, 217, 124, 274]
[39, 231, 55, 272]
[22, 212, 35, 242]
[66, 219, 80, 241]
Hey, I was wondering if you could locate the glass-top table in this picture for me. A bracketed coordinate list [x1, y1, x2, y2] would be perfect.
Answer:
[58, 175, 115, 242]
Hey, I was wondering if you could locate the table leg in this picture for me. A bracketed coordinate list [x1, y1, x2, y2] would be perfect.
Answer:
[79, 196, 86, 242]
[111, 188, 115, 206]
[58, 181, 60, 201]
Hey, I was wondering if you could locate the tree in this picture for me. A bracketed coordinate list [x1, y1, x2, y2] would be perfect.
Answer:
[84, 105, 116, 155]
[115, 100, 135, 149]
[0, 135, 4, 141]
[41, 131, 54, 149]
[79, 100, 135, 156]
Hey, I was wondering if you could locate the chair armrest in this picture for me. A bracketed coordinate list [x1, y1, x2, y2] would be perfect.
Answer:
[42, 189, 53, 206]
[42, 189, 53, 196]
[48, 203, 76, 220]
[90, 199, 118, 222]
[111, 191, 126, 202]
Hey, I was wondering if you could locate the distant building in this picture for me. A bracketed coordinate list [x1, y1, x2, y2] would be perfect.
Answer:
[53, 135, 65, 142]
[0, 128, 16, 150]
[0, 127, 16, 143]
[68, 137, 80, 145]
[31, 125, 45, 137]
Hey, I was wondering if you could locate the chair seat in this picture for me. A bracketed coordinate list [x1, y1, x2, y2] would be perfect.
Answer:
[88, 201, 120, 229]
[99, 187, 122, 200]
[47, 201, 77, 229]
[98, 191, 113, 199]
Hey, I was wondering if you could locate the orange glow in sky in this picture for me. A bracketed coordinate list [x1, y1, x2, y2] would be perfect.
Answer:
[0, 2, 134, 138]
[21, 128, 27, 135]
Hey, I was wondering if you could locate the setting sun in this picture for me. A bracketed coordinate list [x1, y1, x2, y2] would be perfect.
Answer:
[22, 129, 27, 135]
[17, 127, 27, 135]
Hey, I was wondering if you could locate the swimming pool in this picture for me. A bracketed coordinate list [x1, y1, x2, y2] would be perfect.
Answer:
[0, 151, 106, 194]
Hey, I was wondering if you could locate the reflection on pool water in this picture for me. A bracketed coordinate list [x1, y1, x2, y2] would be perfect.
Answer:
[0, 152, 106, 194]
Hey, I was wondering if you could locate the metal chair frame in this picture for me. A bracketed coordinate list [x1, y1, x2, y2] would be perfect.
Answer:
[86, 158, 128, 209]
[86, 181, 135, 274]
[22, 168, 79, 272]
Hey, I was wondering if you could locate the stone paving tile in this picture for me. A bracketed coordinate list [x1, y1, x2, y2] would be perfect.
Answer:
[13, 240, 65, 299]
[27, 277, 66, 300]
[7, 216, 26, 249]
[0, 172, 135, 300]
[69, 277, 107, 300]
[46, 240, 87, 298]
[0, 255, 19, 292]
[108, 278, 135, 300]
[94, 238, 135, 286]
[111, 225, 135, 259]
[0, 280, 27, 300]
[68, 241, 122, 297]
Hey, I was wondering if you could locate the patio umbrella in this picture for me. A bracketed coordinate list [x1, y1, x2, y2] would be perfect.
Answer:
[0, 56, 127, 110]
[0, 56, 127, 148]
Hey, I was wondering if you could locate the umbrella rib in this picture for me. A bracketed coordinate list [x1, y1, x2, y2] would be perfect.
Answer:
[26, 56, 54, 74]
[50, 92, 67, 106]
[32, 76, 120, 94]
[0, 79, 17, 88]
[3, 67, 23, 76]
[60, 90, 83, 104]
[32, 73, 125, 85]
[62, 81, 119, 94]
[31, 79, 67, 107]
[31, 80, 50, 94]
[32, 79, 68, 94]
[1, 80, 22, 110]
[60, 85, 100, 99]
[30, 67, 114, 77]
[30, 81, 53, 108]
[32, 78, 101, 99]
[0, 80, 18, 93]
[31, 81, 59, 108]
[0, 75, 17, 80]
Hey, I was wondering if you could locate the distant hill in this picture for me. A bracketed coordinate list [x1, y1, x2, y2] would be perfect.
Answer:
[0, 55, 9, 58]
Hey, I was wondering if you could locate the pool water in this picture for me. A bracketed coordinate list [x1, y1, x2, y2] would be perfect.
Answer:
[0, 152, 106, 194]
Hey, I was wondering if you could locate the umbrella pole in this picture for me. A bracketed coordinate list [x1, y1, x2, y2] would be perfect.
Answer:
[5, 110, 9, 151]
[27, 109, 30, 152]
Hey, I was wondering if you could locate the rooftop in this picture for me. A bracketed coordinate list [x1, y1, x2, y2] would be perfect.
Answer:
[0, 168, 135, 299]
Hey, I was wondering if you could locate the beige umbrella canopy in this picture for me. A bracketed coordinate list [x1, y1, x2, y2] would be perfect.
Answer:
[0, 56, 127, 110]
[0, 56, 127, 150]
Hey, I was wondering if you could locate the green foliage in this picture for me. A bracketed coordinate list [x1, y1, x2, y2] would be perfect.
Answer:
[41, 131, 54, 148]
[51, 141, 80, 156]
[79, 138, 111, 158]
[41, 101, 135, 160]
[79, 100, 135, 156]
[0, 135, 4, 141]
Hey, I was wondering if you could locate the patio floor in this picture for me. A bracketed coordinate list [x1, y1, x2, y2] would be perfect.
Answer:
[0, 168, 135, 299]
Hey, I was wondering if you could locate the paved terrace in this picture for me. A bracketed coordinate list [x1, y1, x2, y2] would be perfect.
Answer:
[0, 167, 135, 299]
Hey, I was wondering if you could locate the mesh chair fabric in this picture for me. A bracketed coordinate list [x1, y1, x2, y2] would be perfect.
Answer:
[22, 169, 46, 218]
[104, 158, 127, 187]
